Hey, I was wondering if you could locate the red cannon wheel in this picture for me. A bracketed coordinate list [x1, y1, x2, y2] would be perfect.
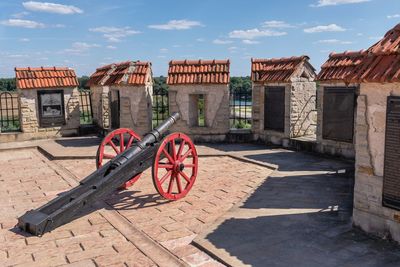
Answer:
[96, 128, 142, 189]
[152, 132, 198, 200]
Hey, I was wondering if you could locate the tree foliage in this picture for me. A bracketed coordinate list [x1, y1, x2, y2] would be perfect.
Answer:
[152, 76, 252, 94]
[229, 76, 252, 93]
[153, 76, 169, 94]
[0, 78, 16, 91]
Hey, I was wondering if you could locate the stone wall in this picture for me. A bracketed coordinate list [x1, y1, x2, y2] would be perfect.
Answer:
[316, 82, 357, 158]
[252, 80, 316, 146]
[2, 87, 80, 141]
[168, 84, 230, 142]
[91, 86, 111, 130]
[115, 84, 153, 136]
[353, 82, 400, 243]
[290, 80, 317, 137]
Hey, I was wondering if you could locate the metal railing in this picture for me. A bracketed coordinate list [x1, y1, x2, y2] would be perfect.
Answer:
[153, 91, 169, 128]
[230, 88, 252, 129]
[79, 90, 93, 125]
[0, 91, 20, 133]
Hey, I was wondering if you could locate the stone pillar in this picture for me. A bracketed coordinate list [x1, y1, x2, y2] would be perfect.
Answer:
[168, 84, 230, 142]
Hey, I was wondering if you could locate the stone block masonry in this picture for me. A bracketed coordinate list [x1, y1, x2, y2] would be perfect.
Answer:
[168, 84, 230, 142]
[353, 82, 400, 243]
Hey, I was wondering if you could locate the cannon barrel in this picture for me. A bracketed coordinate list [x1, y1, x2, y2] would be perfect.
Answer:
[17, 112, 181, 236]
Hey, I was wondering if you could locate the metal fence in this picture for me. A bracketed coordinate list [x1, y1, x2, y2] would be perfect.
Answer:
[230, 88, 252, 129]
[0, 91, 20, 132]
[153, 90, 169, 128]
[79, 90, 93, 125]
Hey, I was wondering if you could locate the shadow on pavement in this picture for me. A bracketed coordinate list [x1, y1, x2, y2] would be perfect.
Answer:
[55, 137, 101, 148]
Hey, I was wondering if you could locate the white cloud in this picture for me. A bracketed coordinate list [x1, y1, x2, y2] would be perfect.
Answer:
[22, 1, 83, 14]
[311, 0, 370, 7]
[262, 20, 294, 28]
[196, 38, 205, 42]
[387, 14, 400, 19]
[9, 54, 29, 58]
[64, 42, 100, 54]
[304, 24, 346, 33]
[229, 28, 287, 39]
[242, 39, 260, 44]
[160, 48, 168, 53]
[106, 45, 117, 50]
[316, 39, 353, 44]
[369, 36, 383, 40]
[19, 38, 30, 42]
[0, 19, 44, 28]
[228, 46, 238, 53]
[148, 19, 203, 30]
[89, 26, 140, 42]
[213, 39, 233, 44]
[11, 11, 29, 19]
[53, 24, 65, 28]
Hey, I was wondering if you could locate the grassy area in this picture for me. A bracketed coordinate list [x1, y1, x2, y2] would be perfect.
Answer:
[80, 111, 93, 125]
[230, 120, 251, 129]
[0, 120, 20, 132]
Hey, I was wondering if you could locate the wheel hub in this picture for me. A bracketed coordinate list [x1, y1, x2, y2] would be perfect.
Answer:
[173, 161, 185, 173]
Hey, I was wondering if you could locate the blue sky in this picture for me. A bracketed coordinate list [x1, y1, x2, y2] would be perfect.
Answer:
[0, 0, 399, 77]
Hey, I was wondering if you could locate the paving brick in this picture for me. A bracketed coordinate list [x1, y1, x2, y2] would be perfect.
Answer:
[66, 246, 117, 263]
[182, 251, 215, 266]
[59, 259, 96, 267]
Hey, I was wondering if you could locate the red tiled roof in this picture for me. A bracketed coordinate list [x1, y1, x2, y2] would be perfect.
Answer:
[316, 51, 367, 82]
[251, 56, 315, 83]
[87, 61, 151, 87]
[15, 67, 78, 89]
[317, 24, 400, 83]
[368, 23, 400, 54]
[167, 59, 230, 85]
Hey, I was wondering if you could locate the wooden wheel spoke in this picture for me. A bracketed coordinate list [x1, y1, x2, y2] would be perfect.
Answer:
[170, 139, 177, 160]
[160, 170, 172, 185]
[167, 174, 175, 193]
[179, 171, 191, 183]
[184, 163, 195, 168]
[126, 135, 134, 149]
[180, 148, 192, 161]
[103, 153, 115, 159]
[177, 140, 186, 159]
[162, 148, 175, 163]
[176, 173, 182, 193]
[108, 140, 120, 154]
[119, 133, 124, 152]
[158, 163, 173, 169]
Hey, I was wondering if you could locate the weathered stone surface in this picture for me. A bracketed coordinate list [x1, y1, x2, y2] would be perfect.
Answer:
[168, 84, 230, 142]
[252, 78, 316, 145]
[353, 82, 400, 244]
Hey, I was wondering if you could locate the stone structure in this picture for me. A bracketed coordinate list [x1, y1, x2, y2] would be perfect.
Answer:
[7, 67, 80, 141]
[349, 24, 400, 243]
[251, 56, 317, 146]
[316, 51, 366, 159]
[167, 59, 230, 142]
[87, 61, 153, 136]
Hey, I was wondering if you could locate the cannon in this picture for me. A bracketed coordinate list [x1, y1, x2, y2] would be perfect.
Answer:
[18, 112, 198, 236]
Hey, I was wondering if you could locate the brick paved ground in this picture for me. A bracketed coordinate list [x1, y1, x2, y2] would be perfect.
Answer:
[57, 156, 273, 266]
[0, 145, 273, 267]
[0, 149, 157, 267]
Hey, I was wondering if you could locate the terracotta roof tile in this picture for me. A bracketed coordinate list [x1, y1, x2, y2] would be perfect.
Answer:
[87, 61, 151, 87]
[15, 67, 78, 89]
[316, 50, 367, 82]
[251, 56, 315, 83]
[317, 23, 400, 83]
[167, 59, 230, 85]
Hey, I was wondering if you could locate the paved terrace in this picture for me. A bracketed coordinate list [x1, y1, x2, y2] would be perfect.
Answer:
[0, 137, 399, 267]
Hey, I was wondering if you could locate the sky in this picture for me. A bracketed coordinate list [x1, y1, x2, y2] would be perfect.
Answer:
[0, 0, 399, 77]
